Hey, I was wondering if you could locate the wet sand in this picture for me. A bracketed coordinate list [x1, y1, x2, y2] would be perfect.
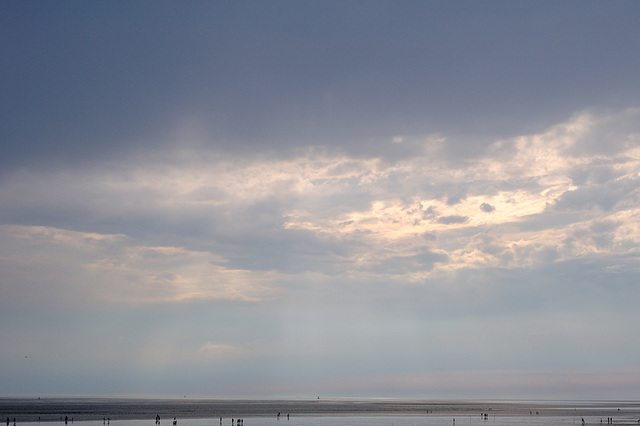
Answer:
[2, 398, 640, 422]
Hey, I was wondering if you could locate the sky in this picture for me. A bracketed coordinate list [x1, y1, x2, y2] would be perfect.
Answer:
[2, 1, 640, 400]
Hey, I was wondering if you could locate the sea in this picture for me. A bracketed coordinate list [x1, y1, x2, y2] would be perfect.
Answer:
[2, 398, 640, 426]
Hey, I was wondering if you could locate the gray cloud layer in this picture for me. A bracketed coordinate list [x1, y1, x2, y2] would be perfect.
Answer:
[2, 2, 640, 399]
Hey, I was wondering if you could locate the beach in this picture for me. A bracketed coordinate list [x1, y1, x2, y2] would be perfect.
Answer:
[2, 399, 640, 426]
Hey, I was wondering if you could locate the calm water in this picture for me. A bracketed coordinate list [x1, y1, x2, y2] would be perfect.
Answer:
[2, 399, 640, 426]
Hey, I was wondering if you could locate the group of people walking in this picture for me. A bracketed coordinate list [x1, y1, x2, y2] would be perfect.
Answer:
[154, 415, 248, 425]
[153, 415, 176, 425]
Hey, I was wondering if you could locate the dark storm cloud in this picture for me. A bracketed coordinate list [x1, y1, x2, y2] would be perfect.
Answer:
[2, 2, 640, 172]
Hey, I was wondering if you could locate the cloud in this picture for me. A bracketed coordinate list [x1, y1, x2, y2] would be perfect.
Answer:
[2, 109, 640, 284]
[479, 202, 495, 212]
[554, 175, 640, 212]
[2, 108, 640, 397]
[0, 225, 282, 306]
[4, 0, 640, 398]
[437, 215, 468, 225]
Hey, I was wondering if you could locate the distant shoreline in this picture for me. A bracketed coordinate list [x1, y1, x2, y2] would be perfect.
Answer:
[2, 398, 640, 422]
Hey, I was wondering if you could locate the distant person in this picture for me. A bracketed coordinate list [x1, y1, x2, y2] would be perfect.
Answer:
[172, 418, 177, 426]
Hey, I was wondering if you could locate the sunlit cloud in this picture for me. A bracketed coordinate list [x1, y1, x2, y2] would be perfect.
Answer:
[2, 109, 639, 284]
[2, 108, 640, 398]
